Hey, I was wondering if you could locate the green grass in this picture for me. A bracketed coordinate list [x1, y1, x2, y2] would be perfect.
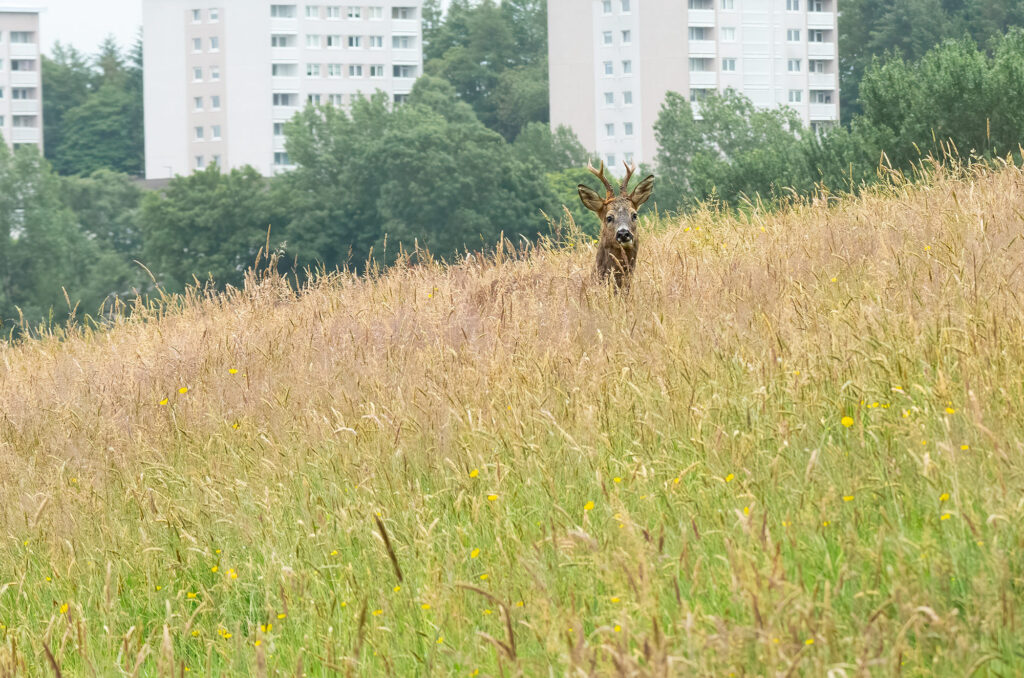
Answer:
[2, 161, 1024, 676]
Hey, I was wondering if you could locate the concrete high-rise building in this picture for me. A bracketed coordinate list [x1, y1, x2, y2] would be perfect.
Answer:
[143, 1, 424, 178]
[548, 0, 839, 166]
[0, 7, 43, 152]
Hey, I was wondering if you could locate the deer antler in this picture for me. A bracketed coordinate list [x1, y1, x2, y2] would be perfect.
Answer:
[587, 160, 615, 200]
[620, 161, 637, 195]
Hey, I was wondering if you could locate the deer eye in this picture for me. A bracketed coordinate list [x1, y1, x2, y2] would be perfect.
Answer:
[606, 215, 614, 223]
[631, 213, 638, 221]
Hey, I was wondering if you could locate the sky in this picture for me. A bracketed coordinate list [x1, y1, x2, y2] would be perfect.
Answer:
[2, 0, 142, 55]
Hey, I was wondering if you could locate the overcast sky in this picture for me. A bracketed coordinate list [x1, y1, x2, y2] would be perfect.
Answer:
[2, 0, 141, 55]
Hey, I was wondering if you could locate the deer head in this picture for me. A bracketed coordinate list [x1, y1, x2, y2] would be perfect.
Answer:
[578, 161, 655, 250]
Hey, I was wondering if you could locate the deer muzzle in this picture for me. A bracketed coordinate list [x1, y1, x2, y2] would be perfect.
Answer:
[615, 228, 634, 245]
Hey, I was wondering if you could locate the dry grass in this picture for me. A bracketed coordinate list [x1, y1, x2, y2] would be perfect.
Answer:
[2, 161, 1024, 676]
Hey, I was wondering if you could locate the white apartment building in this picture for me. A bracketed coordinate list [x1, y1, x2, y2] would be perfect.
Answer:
[143, 1, 424, 178]
[0, 7, 43, 152]
[549, 0, 839, 166]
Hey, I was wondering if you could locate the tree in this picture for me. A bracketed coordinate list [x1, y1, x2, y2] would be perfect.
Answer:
[139, 166, 279, 292]
[41, 43, 92, 164]
[511, 121, 588, 174]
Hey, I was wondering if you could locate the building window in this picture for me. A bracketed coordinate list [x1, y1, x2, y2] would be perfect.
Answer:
[602, 31, 612, 45]
[349, 64, 363, 77]
[212, 155, 221, 166]
[211, 95, 221, 109]
[192, 37, 202, 52]
[810, 60, 827, 73]
[393, 64, 416, 78]
[11, 60, 37, 71]
[811, 90, 833, 103]
[212, 125, 222, 139]
[273, 92, 298, 106]
[369, 35, 384, 48]
[810, 0, 825, 10]
[0, 89, 4, 100]
[193, 67, 203, 81]
[787, 29, 800, 41]
[368, 6, 383, 19]
[809, 30, 828, 42]
[274, 152, 291, 166]
[209, 8, 219, 22]
[306, 63, 321, 76]
[622, 60, 632, 74]
[690, 88, 710, 102]
[270, 5, 297, 18]
[689, 58, 710, 72]
[10, 32, 36, 44]
[787, 59, 801, 72]
[347, 6, 361, 18]
[621, 0, 631, 12]
[192, 9, 202, 22]
[210, 65, 220, 80]
[12, 115, 39, 127]
[326, 34, 342, 47]
[688, 0, 712, 8]
[328, 63, 342, 77]
[329, 93, 343, 106]
[394, 93, 409, 104]
[721, 0, 734, 7]
[195, 126, 204, 140]
[623, 90, 632, 104]
[210, 36, 220, 51]
[306, 5, 320, 18]
[307, 34, 322, 48]
[605, 123, 614, 137]
[392, 35, 414, 49]
[621, 30, 631, 44]
[196, 155, 205, 169]
[271, 34, 296, 47]
[326, 6, 341, 18]
[348, 35, 362, 47]
[788, 89, 802, 102]
[391, 7, 416, 19]
[604, 91, 614, 105]
[624, 152, 634, 163]
[624, 122, 634, 136]
[721, 58, 736, 71]
[308, 93, 321, 104]
[273, 122, 286, 136]
[602, 0, 611, 13]
[603, 61, 613, 75]
[272, 62, 298, 76]
[194, 96, 203, 110]
[606, 154, 616, 166]
[721, 27, 736, 41]
[688, 27, 707, 40]
[11, 88, 37, 100]
[370, 64, 384, 77]
[786, 0, 800, 9]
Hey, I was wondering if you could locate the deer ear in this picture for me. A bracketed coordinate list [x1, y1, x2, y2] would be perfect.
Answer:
[630, 175, 655, 208]
[578, 184, 606, 213]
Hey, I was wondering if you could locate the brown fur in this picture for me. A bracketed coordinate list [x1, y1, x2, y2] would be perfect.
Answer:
[578, 161, 655, 289]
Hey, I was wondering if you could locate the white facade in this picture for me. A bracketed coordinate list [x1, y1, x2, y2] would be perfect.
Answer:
[143, 1, 424, 178]
[0, 8, 43, 152]
[549, 0, 840, 165]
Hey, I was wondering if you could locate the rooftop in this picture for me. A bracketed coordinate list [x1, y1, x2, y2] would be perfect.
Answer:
[0, 7, 42, 13]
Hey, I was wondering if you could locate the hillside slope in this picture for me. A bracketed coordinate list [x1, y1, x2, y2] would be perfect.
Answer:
[2, 163, 1024, 675]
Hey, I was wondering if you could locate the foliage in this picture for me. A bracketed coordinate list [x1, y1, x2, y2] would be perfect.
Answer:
[42, 35, 144, 176]
[424, 0, 548, 139]
[139, 165, 279, 293]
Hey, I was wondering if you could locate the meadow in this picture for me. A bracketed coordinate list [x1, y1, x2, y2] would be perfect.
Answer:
[2, 160, 1024, 676]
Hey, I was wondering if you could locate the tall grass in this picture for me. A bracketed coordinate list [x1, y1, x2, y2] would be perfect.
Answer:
[2, 159, 1024, 676]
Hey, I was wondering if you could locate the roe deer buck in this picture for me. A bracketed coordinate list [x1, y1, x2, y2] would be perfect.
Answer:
[578, 161, 655, 289]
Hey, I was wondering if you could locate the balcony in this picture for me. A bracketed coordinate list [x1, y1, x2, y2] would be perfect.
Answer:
[10, 100, 39, 115]
[689, 71, 717, 87]
[687, 9, 715, 26]
[269, 17, 298, 32]
[10, 71, 39, 87]
[271, 105, 301, 121]
[9, 43, 38, 58]
[688, 40, 716, 56]
[808, 72, 834, 88]
[809, 103, 837, 120]
[807, 11, 835, 29]
[271, 76, 300, 91]
[807, 41, 836, 58]
[270, 47, 299, 62]
[391, 19, 419, 33]
[10, 127, 41, 144]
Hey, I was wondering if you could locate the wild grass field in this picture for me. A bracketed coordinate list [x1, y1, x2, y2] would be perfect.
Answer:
[2, 160, 1024, 677]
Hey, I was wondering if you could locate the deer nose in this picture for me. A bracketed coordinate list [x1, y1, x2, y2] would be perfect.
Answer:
[616, 228, 633, 243]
